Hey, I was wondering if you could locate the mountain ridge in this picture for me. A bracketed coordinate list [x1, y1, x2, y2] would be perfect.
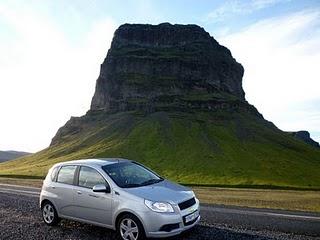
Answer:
[0, 150, 31, 163]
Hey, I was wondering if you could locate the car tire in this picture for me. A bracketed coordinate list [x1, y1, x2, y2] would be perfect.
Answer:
[41, 201, 60, 226]
[117, 213, 145, 240]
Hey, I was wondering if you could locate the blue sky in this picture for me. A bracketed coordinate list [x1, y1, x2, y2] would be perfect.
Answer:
[0, 0, 319, 152]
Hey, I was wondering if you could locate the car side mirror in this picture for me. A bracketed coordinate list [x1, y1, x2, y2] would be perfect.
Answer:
[92, 184, 111, 193]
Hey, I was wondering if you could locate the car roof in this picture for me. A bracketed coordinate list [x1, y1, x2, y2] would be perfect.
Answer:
[53, 158, 131, 168]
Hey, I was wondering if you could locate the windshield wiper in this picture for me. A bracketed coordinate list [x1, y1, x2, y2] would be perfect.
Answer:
[122, 183, 142, 188]
[141, 178, 163, 186]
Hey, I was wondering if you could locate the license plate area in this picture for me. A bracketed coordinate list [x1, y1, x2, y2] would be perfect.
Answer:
[183, 210, 199, 225]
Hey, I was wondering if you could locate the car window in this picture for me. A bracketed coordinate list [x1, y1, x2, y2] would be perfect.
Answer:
[51, 167, 58, 181]
[102, 162, 162, 188]
[122, 164, 153, 180]
[57, 165, 76, 185]
[78, 166, 107, 189]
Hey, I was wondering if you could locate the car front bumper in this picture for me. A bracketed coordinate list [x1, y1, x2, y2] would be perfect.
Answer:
[147, 214, 200, 238]
[142, 199, 201, 238]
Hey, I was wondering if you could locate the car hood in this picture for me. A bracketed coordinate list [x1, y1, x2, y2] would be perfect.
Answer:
[124, 180, 194, 204]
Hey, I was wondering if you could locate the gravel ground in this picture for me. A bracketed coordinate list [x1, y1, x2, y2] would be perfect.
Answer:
[0, 193, 319, 240]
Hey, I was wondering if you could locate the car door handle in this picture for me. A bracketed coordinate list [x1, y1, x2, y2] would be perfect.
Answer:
[89, 194, 99, 198]
[51, 186, 56, 189]
[77, 191, 82, 195]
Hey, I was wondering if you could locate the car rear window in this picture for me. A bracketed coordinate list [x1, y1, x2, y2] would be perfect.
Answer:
[57, 165, 76, 185]
[50, 167, 58, 181]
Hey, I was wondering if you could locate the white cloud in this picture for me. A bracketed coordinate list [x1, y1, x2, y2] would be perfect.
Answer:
[218, 9, 320, 142]
[206, 0, 291, 22]
[0, 3, 117, 152]
[206, 1, 246, 22]
[252, 0, 286, 9]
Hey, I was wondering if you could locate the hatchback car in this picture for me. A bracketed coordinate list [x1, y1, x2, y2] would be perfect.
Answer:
[40, 158, 200, 240]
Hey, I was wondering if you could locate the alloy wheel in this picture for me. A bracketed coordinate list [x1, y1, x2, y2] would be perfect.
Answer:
[42, 203, 55, 224]
[119, 218, 139, 240]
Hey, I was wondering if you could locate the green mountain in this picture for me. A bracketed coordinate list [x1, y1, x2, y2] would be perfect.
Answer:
[1, 23, 319, 189]
[0, 150, 31, 163]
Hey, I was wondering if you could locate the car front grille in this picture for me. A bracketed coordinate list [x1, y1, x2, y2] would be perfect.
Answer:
[178, 197, 196, 210]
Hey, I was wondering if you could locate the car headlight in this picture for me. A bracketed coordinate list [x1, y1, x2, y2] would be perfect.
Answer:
[144, 199, 174, 213]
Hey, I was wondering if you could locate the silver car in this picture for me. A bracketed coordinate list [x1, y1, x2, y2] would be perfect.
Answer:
[40, 158, 200, 239]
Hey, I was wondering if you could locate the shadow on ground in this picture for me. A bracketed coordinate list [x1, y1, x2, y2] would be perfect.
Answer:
[56, 220, 270, 240]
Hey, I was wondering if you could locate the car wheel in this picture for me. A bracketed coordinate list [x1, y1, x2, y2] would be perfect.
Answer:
[42, 201, 59, 226]
[117, 214, 145, 240]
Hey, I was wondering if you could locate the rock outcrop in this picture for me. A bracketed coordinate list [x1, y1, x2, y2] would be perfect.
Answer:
[289, 131, 320, 148]
[90, 23, 246, 113]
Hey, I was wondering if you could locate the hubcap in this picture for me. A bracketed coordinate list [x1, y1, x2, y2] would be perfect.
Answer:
[43, 204, 54, 224]
[120, 218, 139, 240]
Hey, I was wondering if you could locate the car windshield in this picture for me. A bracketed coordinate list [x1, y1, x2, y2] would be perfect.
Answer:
[102, 162, 163, 188]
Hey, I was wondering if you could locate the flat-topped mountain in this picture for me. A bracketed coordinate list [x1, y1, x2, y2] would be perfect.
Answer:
[1, 23, 319, 189]
[90, 23, 246, 113]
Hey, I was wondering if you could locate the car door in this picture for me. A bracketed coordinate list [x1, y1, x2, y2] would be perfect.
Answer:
[52, 165, 77, 217]
[72, 165, 113, 226]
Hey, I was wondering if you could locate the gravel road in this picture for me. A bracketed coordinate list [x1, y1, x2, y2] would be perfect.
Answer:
[0, 187, 319, 240]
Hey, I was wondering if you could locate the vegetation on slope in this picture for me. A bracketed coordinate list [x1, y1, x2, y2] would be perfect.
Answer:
[0, 110, 319, 189]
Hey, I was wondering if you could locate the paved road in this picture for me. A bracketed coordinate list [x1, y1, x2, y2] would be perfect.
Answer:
[0, 183, 319, 240]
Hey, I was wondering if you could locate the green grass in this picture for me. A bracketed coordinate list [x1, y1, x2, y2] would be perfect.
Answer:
[0, 110, 319, 189]
[194, 187, 320, 213]
[0, 177, 43, 188]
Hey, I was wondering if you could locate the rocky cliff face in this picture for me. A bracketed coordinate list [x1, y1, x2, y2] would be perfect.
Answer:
[90, 23, 246, 113]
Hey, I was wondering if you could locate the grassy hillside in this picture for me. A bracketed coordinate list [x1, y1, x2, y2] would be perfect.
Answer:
[0, 110, 319, 189]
